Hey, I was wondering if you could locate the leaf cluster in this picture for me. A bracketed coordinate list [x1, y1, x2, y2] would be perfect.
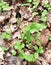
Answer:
[21, 22, 46, 43]
[13, 22, 46, 61]
[14, 41, 44, 62]
[0, 0, 9, 12]
[42, 0, 51, 10]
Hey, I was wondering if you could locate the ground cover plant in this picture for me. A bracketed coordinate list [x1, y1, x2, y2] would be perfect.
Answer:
[0, 0, 51, 65]
[0, 0, 9, 12]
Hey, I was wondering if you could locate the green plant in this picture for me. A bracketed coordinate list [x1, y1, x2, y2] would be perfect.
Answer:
[21, 22, 46, 43]
[41, 10, 47, 22]
[34, 45, 44, 53]
[14, 41, 39, 62]
[1, 46, 9, 51]
[42, 0, 51, 10]
[14, 41, 25, 51]
[31, 0, 39, 11]
[0, 0, 9, 12]
[13, 22, 46, 61]
[20, 52, 39, 62]
[14, 41, 44, 62]
[1, 32, 11, 40]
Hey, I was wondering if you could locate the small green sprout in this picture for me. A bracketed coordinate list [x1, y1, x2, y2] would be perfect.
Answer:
[1, 32, 11, 40]
[0, 0, 9, 12]
[41, 10, 47, 22]
[19, 50, 39, 62]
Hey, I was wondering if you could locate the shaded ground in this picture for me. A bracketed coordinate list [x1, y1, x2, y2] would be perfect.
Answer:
[0, 0, 51, 65]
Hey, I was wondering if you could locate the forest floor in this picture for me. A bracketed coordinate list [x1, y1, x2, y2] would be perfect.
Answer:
[0, 0, 51, 65]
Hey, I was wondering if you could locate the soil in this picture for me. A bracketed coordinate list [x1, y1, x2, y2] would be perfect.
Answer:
[0, 0, 51, 65]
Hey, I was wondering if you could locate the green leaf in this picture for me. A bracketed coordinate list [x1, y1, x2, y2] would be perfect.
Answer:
[41, 10, 47, 22]
[22, 22, 46, 43]
[0, 0, 9, 12]
[35, 33, 40, 39]
[14, 41, 25, 51]
[30, 22, 47, 33]
[21, 43, 25, 49]
[25, 31, 34, 42]
[33, 52, 39, 60]
[41, 10, 47, 17]
[12, 50, 16, 56]
[37, 46, 44, 53]
[22, 30, 34, 43]
[19, 51, 25, 59]
[26, 0, 32, 3]
[49, 36, 51, 40]
[41, 16, 47, 22]
[2, 32, 6, 38]
[36, 39, 41, 44]
[1, 32, 10, 40]
[34, 45, 38, 51]
[1, 46, 8, 51]
[32, 1, 38, 5]
[5, 34, 10, 40]
[24, 54, 33, 61]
